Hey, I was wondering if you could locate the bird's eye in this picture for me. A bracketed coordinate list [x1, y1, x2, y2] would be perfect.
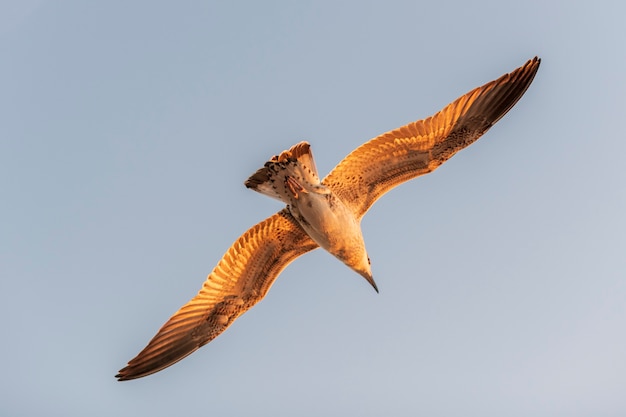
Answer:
[367, 257, 371, 265]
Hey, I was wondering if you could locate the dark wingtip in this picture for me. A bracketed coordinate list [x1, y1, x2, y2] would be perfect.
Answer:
[115, 368, 134, 381]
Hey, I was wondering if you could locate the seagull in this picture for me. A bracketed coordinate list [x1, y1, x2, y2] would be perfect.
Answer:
[117, 57, 540, 381]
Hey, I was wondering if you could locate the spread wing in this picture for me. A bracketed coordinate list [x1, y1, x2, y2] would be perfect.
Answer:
[116, 209, 318, 380]
[323, 57, 540, 218]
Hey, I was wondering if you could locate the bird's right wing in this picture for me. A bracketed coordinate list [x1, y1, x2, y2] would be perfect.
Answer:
[323, 57, 540, 218]
[116, 209, 318, 381]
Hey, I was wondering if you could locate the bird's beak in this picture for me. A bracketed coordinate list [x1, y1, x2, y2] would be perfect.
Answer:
[360, 271, 379, 293]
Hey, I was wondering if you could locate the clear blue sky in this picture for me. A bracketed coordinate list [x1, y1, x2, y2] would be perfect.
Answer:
[2, 1, 625, 416]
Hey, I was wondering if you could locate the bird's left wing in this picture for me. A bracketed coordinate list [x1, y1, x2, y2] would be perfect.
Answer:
[116, 209, 317, 380]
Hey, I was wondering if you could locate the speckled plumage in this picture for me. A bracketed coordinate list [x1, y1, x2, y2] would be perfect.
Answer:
[117, 57, 540, 381]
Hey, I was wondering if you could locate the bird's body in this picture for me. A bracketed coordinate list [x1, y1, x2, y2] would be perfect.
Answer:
[117, 57, 540, 381]
[246, 142, 375, 290]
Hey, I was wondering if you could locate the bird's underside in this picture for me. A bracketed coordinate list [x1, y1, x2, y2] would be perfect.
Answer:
[116, 57, 540, 381]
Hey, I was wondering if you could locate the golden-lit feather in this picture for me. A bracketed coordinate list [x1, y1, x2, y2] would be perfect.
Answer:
[323, 57, 540, 218]
[117, 57, 540, 381]
[116, 209, 317, 380]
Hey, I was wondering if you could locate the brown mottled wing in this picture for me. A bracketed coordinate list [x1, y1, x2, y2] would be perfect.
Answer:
[116, 209, 317, 381]
[323, 57, 540, 218]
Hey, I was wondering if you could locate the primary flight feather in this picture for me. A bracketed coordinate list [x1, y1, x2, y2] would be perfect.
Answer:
[117, 57, 540, 380]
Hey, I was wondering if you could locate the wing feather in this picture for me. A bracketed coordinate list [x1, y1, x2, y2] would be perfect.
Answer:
[323, 57, 540, 218]
[116, 209, 317, 380]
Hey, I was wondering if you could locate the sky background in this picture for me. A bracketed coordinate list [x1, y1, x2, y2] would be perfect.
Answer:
[2, 1, 625, 416]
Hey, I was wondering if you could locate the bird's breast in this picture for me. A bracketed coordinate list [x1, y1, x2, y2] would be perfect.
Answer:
[289, 190, 361, 254]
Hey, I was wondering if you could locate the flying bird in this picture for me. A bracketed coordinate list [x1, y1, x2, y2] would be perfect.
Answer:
[117, 57, 540, 380]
